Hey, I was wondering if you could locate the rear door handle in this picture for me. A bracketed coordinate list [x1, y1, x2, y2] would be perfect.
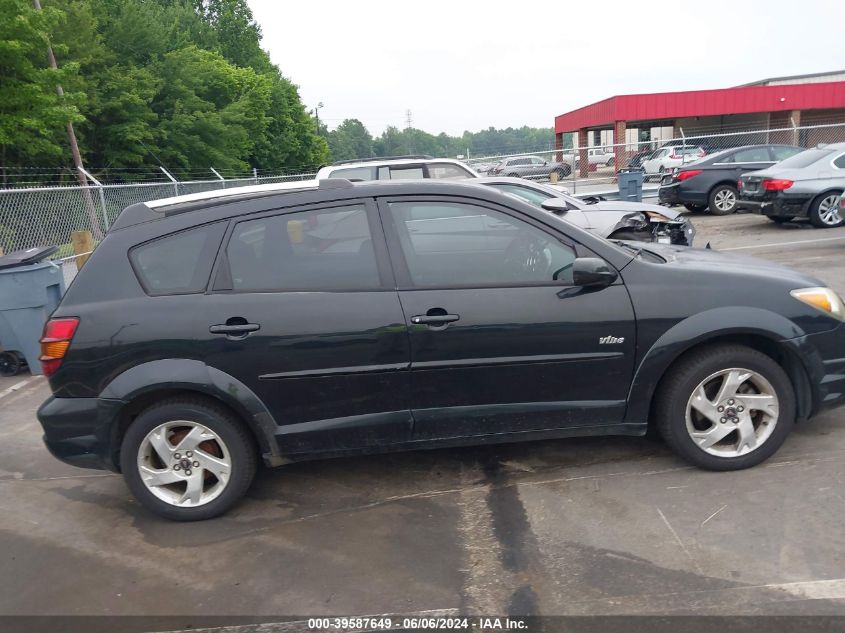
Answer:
[410, 314, 460, 325]
[209, 323, 260, 335]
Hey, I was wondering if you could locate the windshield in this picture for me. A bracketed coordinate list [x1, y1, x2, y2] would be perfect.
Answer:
[772, 147, 834, 169]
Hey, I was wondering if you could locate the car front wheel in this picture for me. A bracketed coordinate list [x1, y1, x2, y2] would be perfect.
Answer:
[655, 344, 795, 470]
[121, 398, 257, 521]
[808, 192, 844, 228]
[708, 185, 739, 215]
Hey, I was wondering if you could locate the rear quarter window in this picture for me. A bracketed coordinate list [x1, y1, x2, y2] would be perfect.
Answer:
[129, 222, 226, 295]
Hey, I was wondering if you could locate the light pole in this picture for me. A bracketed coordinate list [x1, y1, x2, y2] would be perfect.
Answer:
[314, 102, 324, 135]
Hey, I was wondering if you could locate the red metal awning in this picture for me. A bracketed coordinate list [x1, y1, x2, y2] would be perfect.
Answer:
[554, 81, 845, 133]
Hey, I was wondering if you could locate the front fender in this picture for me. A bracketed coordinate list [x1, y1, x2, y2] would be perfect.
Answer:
[624, 307, 808, 426]
[100, 359, 281, 464]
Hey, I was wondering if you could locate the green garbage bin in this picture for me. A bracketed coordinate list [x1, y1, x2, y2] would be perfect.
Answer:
[0, 247, 65, 376]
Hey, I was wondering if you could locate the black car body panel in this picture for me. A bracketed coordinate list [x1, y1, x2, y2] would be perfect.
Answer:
[37, 180, 845, 472]
[658, 144, 802, 208]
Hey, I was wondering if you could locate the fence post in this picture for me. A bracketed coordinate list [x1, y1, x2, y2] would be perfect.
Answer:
[210, 167, 225, 182]
[71, 230, 94, 270]
[77, 166, 109, 231]
[253, 168, 258, 185]
[790, 116, 799, 146]
[160, 166, 179, 196]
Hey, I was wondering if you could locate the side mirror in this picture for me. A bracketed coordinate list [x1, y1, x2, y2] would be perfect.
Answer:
[540, 198, 569, 214]
[572, 257, 618, 287]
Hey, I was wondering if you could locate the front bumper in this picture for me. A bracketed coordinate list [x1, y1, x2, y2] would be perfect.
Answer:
[791, 323, 845, 418]
[38, 396, 123, 471]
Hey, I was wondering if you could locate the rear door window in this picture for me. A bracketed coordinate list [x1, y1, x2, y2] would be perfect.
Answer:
[427, 163, 473, 179]
[732, 147, 771, 163]
[130, 222, 226, 295]
[223, 204, 381, 292]
[771, 146, 802, 161]
[328, 166, 376, 180]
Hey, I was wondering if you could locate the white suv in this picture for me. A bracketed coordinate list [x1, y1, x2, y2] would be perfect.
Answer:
[316, 155, 478, 181]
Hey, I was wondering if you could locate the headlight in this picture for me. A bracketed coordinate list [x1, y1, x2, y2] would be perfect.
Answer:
[790, 287, 845, 321]
[645, 211, 673, 222]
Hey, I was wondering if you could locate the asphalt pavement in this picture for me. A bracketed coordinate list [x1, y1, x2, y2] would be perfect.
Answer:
[1, 212, 844, 624]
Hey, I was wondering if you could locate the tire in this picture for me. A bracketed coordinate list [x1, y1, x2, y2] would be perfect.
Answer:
[769, 216, 792, 224]
[708, 185, 739, 215]
[605, 158, 614, 167]
[0, 351, 22, 377]
[808, 192, 844, 228]
[507, 172, 521, 178]
[654, 344, 795, 471]
[120, 397, 257, 521]
[552, 167, 569, 180]
[684, 204, 707, 213]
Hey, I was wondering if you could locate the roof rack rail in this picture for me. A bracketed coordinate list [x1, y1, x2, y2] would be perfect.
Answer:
[331, 154, 434, 166]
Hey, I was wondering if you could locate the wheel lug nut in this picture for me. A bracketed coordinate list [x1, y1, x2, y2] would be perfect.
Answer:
[174, 465, 181, 471]
[174, 453, 181, 460]
[717, 406, 724, 412]
[185, 469, 192, 476]
[720, 417, 726, 423]
[193, 461, 200, 468]
[186, 451, 193, 458]
[727, 399, 735, 405]
[738, 406, 744, 412]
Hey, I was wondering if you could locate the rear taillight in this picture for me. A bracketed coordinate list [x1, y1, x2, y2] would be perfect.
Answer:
[40, 317, 79, 376]
[738, 180, 743, 188]
[676, 169, 702, 181]
[762, 179, 794, 191]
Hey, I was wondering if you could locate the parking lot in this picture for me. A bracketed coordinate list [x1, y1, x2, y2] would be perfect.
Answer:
[1, 212, 845, 623]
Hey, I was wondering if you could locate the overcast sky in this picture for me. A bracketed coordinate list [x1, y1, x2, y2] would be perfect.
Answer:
[248, 0, 843, 136]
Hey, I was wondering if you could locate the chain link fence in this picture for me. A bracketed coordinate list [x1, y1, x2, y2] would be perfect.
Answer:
[467, 122, 845, 195]
[3, 121, 845, 284]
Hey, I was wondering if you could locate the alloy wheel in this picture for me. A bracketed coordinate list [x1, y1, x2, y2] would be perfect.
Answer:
[137, 421, 232, 507]
[817, 195, 842, 226]
[685, 368, 779, 457]
[713, 188, 736, 212]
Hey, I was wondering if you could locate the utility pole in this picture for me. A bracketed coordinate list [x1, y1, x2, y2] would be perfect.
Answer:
[31, 0, 103, 239]
[314, 101, 324, 136]
[405, 109, 413, 154]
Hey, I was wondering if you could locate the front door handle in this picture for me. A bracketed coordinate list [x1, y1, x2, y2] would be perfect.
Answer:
[209, 318, 261, 339]
[410, 314, 460, 325]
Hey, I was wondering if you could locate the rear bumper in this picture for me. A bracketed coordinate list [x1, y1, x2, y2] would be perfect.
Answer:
[38, 396, 123, 472]
[738, 194, 812, 218]
[658, 183, 706, 206]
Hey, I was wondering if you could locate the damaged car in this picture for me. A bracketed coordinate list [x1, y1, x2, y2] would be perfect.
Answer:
[477, 176, 695, 245]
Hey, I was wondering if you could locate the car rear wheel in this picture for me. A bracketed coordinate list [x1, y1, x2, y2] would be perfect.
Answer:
[684, 204, 706, 212]
[708, 185, 739, 215]
[808, 192, 844, 228]
[0, 351, 23, 377]
[655, 344, 795, 471]
[121, 398, 257, 521]
[553, 167, 569, 180]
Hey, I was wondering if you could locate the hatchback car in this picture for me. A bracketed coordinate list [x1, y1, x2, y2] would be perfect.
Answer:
[738, 143, 845, 227]
[38, 179, 845, 520]
[658, 145, 803, 215]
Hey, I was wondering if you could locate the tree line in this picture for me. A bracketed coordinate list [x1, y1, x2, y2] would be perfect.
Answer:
[326, 120, 555, 162]
[1, 0, 554, 181]
[1, 0, 329, 178]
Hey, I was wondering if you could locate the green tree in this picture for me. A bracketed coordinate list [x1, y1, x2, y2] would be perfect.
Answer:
[0, 0, 83, 165]
[327, 119, 374, 161]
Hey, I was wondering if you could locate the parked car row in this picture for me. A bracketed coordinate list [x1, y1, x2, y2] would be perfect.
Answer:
[658, 142, 845, 227]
